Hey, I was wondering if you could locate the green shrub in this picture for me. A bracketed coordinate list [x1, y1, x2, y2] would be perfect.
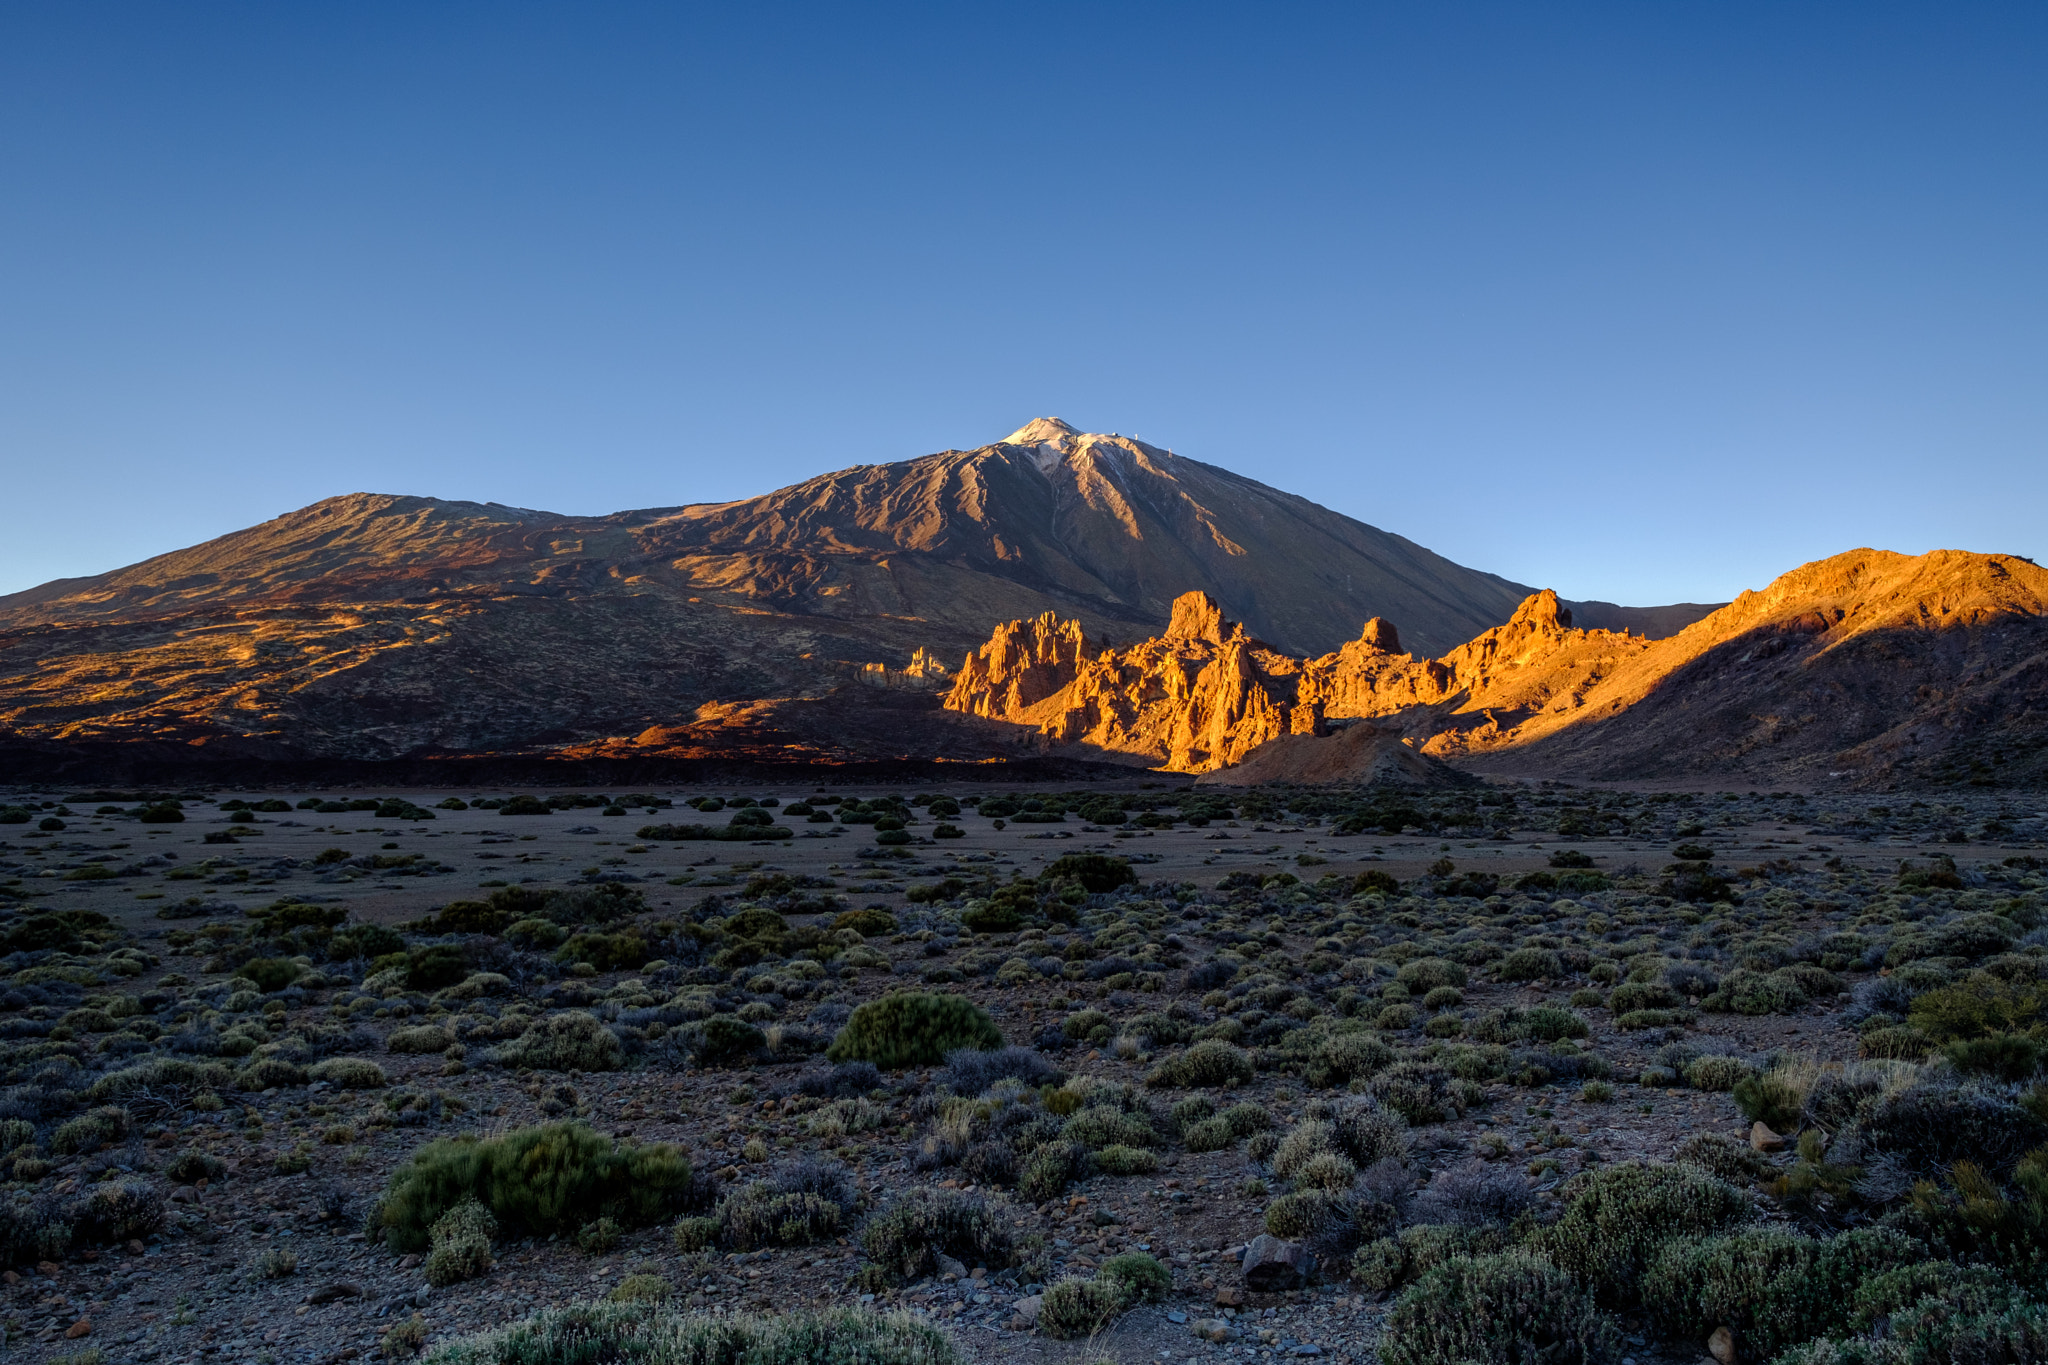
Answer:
[1685, 1055, 1754, 1091]
[826, 993, 1001, 1070]
[1381, 1252, 1616, 1365]
[373, 1122, 691, 1252]
[671, 1216, 719, 1252]
[1944, 1034, 2045, 1082]
[50, 1106, 130, 1155]
[1042, 854, 1137, 893]
[1062, 1008, 1111, 1039]
[1099, 1251, 1171, 1303]
[556, 932, 648, 973]
[1397, 958, 1468, 992]
[1017, 1140, 1090, 1202]
[1305, 1032, 1396, 1088]
[1609, 981, 1679, 1014]
[858, 1187, 1010, 1284]
[691, 1014, 766, 1068]
[1909, 975, 2043, 1042]
[1264, 1188, 1384, 1247]
[1498, 948, 1564, 982]
[503, 918, 568, 951]
[389, 1025, 457, 1055]
[1857, 1027, 1932, 1062]
[1673, 1133, 1777, 1185]
[424, 1199, 496, 1286]
[1539, 1161, 1753, 1304]
[404, 946, 471, 992]
[1145, 1039, 1254, 1088]
[607, 1274, 670, 1303]
[1038, 1275, 1129, 1339]
[414, 1303, 960, 1365]
[831, 907, 897, 937]
[309, 1057, 387, 1090]
[577, 1216, 621, 1253]
[1368, 1061, 1461, 1125]
[1520, 1006, 1590, 1042]
[1732, 1061, 1818, 1133]
[1091, 1144, 1158, 1176]
[236, 1058, 309, 1091]
[496, 1012, 624, 1072]
[240, 957, 304, 992]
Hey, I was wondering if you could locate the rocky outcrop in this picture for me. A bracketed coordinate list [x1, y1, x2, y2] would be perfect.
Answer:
[944, 550, 2048, 786]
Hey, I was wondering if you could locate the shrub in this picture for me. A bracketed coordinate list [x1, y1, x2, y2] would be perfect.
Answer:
[826, 993, 1002, 1070]
[1017, 1140, 1091, 1202]
[1540, 1161, 1753, 1304]
[1645, 1227, 1923, 1363]
[717, 1159, 861, 1250]
[1042, 854, 1136, 893]
[496, 1013, 625, 1072]
[1686, 1055, 1754, 1091]
[373, 1122, 692, 1252]
[1381, 1252, 1616, 1365]
[1099, 1251, 1171, 1303]
[1674, 1133, 1777, 1185]
[237, 1057, 309, 1091]
[50, 1106, 130, 1155]
[389, 1025, 458, 1055]
[309, 1057, 387, 1090]
[1305, 1032, 1396, 1089]
[414, 1303, 960, 1365]
[1856, 1078, 2048, 1181]
[859, 1187, 1011, 1283]
[671, 1216, 719, 1252]
[1498, 948, 1564, 982]
[1409, 1160, 1534, 1228]
[166, 1150, 227, 1184]
[1092, 1144, 1158, 1176]
[1733, 1062, 1817, 1133]
[241, 957, 305, 992]
[1038, 1275, 1129, 1338]
[939, 1046, 1063, 1096]
[1609, 981, 1679, 1014]
[1944, 1034, 2045, 1082]
[1520, 1006, 1590, 1042]
[424, 1198, 496, 1286]
[1367, 1062, 1461, 1125]
[794, 1060, 883, 1099]
[1397, 958, 1468, 992]
[831, 908, 898, 937]
[405, 946, 471, 992]
[70, 1179, 167, 1247]
[1145, 1039, 1254, 1089]
[691, 1015, 767, 1068]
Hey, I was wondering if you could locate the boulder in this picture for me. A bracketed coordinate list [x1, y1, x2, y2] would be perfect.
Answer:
[1240, 1234, 1312, 1291]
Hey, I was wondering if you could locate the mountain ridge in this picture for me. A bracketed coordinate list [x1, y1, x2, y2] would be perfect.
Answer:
[1, 420, 1715, 766]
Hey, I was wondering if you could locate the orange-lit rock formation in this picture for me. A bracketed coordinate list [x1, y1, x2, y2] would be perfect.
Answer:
[944, 550, 2048, 785]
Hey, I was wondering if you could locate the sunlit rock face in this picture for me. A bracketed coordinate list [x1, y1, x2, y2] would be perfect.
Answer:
[944, 551, 2048, 787]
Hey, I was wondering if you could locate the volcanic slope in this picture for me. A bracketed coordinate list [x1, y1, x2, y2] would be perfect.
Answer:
[0, 418, 1674, 765]
[944, 549, 2048, 787]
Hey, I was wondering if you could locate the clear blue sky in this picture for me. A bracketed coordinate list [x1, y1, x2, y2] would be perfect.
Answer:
[2, 2, 2043, 606]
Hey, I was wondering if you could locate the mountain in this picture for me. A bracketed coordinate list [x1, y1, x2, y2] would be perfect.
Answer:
[942, 549, 2048, 788]
[2, 418, 1700, 769]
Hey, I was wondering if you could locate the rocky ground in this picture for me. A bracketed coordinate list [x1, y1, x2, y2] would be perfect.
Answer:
[0, 779, 2040, 1365]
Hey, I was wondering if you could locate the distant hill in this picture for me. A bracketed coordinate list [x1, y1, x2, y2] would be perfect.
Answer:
[0, 418, 1710, 768]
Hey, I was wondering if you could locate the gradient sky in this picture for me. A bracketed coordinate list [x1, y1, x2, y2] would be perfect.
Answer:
[2, 2, 2043, 606]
